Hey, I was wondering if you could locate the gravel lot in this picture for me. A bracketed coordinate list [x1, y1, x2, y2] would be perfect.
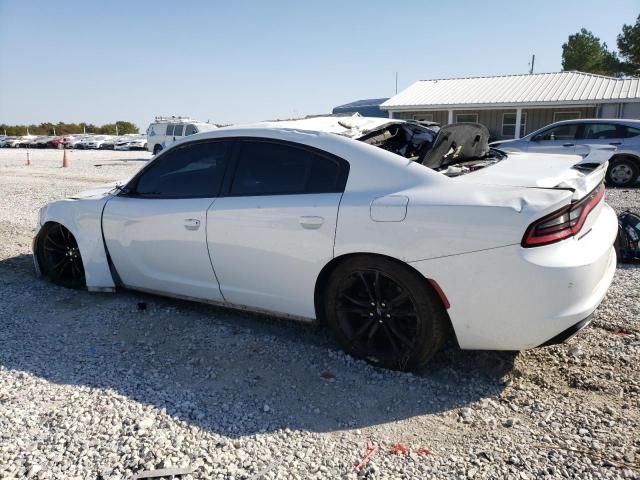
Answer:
[0, 148, 638, 480]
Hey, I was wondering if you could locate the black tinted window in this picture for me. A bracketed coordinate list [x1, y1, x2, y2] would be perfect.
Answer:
[230, 141, 342, 196]
[166, 124, 175, 136]
[185, 124, 197, 136]
[134, 141, 229, 197]
[174, 124, 184, 136]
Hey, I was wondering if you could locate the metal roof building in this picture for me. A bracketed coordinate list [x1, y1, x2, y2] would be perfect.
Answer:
[381, 71, 640, 140]
[332, 98, 390, 118]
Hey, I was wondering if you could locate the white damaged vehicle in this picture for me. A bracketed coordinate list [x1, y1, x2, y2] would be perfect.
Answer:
[34, 117, 617, 370]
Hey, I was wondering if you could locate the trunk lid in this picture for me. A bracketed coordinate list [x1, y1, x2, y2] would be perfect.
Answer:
[454, 149, 611, 199]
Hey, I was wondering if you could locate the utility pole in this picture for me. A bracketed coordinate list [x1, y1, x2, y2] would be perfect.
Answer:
[529, 54, 535, 74]
[395, 72, 398, 94]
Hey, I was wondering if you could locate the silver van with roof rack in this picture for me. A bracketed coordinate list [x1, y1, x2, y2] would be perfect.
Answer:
[146, 116, 218, 155]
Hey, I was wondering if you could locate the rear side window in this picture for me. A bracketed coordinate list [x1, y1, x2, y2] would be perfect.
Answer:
[621, 125, 640, 138]
[185, 124, 197, 136]
[134, 141, 230, 197]
[582, 123, 619, 140]
[166, 124, 175, 136]
[230, 141, 344, 196]
[174, 124, 184, 136]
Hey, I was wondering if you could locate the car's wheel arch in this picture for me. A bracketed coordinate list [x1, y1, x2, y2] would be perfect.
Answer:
[609, 153, 640, 167]
[314, 252, 454, 335]
[38, 203, 117, 291]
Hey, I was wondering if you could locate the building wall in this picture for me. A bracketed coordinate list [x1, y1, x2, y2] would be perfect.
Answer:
[391, 106, 597, 140]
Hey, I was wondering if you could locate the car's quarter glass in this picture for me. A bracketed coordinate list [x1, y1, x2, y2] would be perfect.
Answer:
[101, 140, 232, 301]
[206, 139, 349, 318]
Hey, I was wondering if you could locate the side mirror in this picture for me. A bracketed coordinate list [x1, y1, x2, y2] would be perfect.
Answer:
[532, 135, 541, 142]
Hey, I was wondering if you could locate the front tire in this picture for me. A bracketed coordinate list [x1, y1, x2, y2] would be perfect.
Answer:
[324, 256, 449, 371]
[153, 144, 163, 155]
[606, 157, 639, 187]
[37, 223, 86, 289]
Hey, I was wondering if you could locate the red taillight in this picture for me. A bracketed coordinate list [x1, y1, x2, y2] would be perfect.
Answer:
[522, 183, 605, 248]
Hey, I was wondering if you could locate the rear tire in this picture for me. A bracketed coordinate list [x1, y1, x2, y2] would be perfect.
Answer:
[153, 144, 163, 155]
[324, 256, 449, 371]
[606, 157, 639, 187]
[37, 223, 86, 289]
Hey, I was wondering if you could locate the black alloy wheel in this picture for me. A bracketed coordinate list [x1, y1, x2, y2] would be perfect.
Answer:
[325, 256, 448, 371]
[38, 223, 86, 289]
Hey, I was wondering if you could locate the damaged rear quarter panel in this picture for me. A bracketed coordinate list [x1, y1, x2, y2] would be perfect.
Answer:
[334, 184, 573, 262]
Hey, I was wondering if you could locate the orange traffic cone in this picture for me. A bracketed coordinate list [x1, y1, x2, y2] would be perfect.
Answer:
[62, 149, 70, 168]
[26, 150, 32, 166]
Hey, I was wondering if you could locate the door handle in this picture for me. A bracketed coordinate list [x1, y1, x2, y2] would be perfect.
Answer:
[184, 218, 200, 230]
[609, 142, 622, 146]
[299, 216, 324, 229]
[562, 143, 575, 147]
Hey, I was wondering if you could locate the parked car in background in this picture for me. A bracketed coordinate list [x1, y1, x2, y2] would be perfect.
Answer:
[82, 135, 115, 150]
[491, 119, 640, 187]
[146, 116, 217, 155]
[0, 137, 18, 147]
[65, 136, 91, 149]
[114, 135, 147, 151]
[15, 136, 37, 148]
[34, 119, 616, 370]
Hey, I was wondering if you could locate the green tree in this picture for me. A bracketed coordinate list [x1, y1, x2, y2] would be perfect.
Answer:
[0, 121, 139, 136]
[562, 28, 620, 75]
[617, 14, 640, 75]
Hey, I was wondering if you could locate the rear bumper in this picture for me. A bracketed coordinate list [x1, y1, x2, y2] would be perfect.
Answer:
[538, 315, 593, 347]
[410, 203, 618, 350]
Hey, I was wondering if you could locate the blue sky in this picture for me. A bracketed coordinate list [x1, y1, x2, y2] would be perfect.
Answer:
[0, 0, 638, 129]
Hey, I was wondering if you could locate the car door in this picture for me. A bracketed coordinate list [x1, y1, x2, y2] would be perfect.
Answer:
[163, 124, 175, 149]
[574, 122, 627, 155]
[102, 139, 232, 301]
[528, 123, 581, 155]
[172, 123, 185, 145]
[206, 138, 349, 319]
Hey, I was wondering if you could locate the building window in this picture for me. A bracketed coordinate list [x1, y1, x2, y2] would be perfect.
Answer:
[553, 111, 581, 122]
[455, 113, 478, 124]
[502, 112, 527, 137]
[413, 114, 434, 122]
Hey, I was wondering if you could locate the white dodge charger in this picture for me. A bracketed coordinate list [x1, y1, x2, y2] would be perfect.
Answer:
[34, 117, 617, 370]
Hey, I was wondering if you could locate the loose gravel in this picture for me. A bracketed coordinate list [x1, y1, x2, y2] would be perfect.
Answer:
[0, 148, 638, 479]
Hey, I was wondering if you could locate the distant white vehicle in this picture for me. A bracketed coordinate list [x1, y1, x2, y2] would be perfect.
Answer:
[114, 135, 147, 151]
[75, 135, 112, 150]
[146, 116, 217, 155]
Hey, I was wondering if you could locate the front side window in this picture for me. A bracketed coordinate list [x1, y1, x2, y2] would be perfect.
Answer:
[502, 112, 527, 137]
[553, 111, 581, 122]
[582, 123, 619, 140]
[133, 141, 230, 197]
[538, 124, 579, 141]
[455, 113, 478, 124]
[166, 124, 175, 136]
[174, 124, 184, 136]
[185, 124, 197, 136]
[230, 141, 343, 196]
